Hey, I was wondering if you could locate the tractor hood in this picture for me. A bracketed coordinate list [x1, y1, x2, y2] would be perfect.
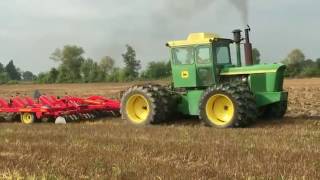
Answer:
[220, 63, 286, 76]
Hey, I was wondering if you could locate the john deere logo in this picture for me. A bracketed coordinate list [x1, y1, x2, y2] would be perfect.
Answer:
[181, 70, 189, 79]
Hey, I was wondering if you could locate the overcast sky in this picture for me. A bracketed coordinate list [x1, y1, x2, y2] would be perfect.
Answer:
[0, 0, 319, 73]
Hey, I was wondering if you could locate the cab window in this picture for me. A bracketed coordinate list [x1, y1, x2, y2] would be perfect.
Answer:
[196, 46, 211, 64]
[216, 46, 231, 64]
[172, 47, 194, 65]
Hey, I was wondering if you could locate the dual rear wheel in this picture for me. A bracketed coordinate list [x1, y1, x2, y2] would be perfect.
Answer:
[121, 84, 174, 125]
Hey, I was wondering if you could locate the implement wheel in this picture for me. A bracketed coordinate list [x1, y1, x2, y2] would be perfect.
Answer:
[199, 81, 257, 128]
[121, 84, 170, 125]
[21, 113, 35, 124]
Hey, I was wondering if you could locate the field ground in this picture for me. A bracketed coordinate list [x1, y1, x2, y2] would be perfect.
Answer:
[0, 79, 319, 179]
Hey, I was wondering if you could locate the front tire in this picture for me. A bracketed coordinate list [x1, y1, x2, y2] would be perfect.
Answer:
[199, 82, 257, 128]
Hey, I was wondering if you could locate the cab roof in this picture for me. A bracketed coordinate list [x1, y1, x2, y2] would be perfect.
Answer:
[167, 33, 220, 47]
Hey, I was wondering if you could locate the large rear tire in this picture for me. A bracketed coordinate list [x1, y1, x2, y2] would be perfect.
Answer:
[199, 81, 257, 128]
[120, 84, 171, 125]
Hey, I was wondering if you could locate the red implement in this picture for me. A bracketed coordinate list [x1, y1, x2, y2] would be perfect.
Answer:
[0, 95, 121, 124]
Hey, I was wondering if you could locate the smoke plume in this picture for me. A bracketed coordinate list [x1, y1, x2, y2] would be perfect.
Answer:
[164, 0, 249, 24]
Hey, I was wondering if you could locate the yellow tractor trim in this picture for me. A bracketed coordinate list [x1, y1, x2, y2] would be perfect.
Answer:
[125, 94, 150, 124]
[167, 33, 220, 47]
[21, 113, 34, 124]
[220, 69, 278, 75]
[205, 94, 235, 126]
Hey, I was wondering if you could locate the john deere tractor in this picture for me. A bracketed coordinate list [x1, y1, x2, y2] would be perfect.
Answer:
[120, 27, 288, 128]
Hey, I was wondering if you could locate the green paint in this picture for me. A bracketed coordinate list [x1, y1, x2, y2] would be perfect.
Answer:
[220, 64, 285, 75]
[168, 38, 288, 116]
[255, 92, 288, 106]
[178, 90, 204, 116]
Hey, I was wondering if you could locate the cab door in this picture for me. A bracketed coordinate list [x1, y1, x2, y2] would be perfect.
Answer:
[195, 45, 217, 86]
[171, 46, 197, 88]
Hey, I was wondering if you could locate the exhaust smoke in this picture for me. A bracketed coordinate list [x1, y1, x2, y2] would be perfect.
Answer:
[164, 0, 249, 24]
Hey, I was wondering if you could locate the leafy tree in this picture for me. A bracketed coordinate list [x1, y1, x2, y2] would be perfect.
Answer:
[252, 48, 261, 64]
[36, 72, 48, 84]
[50, 45, 85, 82]
[0, 63, 5, 73]
[282, 49, 306, 77]
[5, 60, 21, 80]
[22, 71, 34, 81]
[81, 58, 105, 82]
[57, 65, 73, 83]
[282, 49, 305, 65]
[316, 58, 320, 68]
[81, 59, 94, 82]
[47, 68, 59, 83]
[100, 56, 115, 76]
[141, 61, 171, 79]
[0, 72, 9, 84]
[107, 68, 126, 82]
[122, 45, 141, 80]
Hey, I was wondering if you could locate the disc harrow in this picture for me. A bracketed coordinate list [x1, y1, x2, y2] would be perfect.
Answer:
[0, 94, 120, 124]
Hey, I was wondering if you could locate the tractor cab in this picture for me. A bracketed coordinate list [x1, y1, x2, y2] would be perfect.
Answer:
[167, 33, 234, 88]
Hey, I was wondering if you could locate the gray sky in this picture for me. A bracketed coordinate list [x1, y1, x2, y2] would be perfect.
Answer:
[0, 0, 319, 73]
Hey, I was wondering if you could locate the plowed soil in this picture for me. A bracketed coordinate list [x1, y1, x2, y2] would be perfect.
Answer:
[0, 78, 319, 179]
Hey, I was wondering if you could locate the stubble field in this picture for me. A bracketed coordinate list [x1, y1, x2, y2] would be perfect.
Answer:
[0, 78, 319, 179]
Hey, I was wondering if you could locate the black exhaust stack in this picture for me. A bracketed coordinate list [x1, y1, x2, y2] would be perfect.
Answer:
[244, 26, 253, 66]
[232, 29, 242, 67]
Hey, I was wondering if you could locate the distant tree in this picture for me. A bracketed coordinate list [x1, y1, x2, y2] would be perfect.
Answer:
[47, 68, 59, 83]
[22, 71, 34, 81]
[0, 62, 5, 73]
[36, 72, 49, 84]
[99, 56, 115, 76]
[5, 60, 21, 80]
[141, 61, 171, 79]
[0, 72, 9, 84]
[316, 58, 320, 68]
[57, 65, 73, 83]
[50, 45, 85, 82]
[107, 68, 126, 82]
[282, 49, 306, 77]
[282, 49, 305, 65]
[81, 58, 105, 82]
[252, 48, 261, 64]
[81, 59, 94, 82]
[88, 61, 104, 82]
[122, 45, 141, 80]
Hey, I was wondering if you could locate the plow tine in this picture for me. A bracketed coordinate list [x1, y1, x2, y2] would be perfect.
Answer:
[72, 115, 79, 121]
[88, 113, 95, 119]
[67, 115, 75, 121]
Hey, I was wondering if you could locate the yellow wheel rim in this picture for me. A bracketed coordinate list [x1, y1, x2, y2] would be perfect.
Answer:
[21, 113, 34, 124]
[126, 94, 150, 124]
[205, 94, 235, 126]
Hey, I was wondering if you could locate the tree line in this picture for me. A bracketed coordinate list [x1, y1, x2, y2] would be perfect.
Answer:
[0, 46, 319, 84]
[0, 60, 36, 84]
[37, 45, 171, 83]
[281, 49, 320, 77]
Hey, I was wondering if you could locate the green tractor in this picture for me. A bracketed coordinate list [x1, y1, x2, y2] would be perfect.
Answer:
[120, 27, 288, 128]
